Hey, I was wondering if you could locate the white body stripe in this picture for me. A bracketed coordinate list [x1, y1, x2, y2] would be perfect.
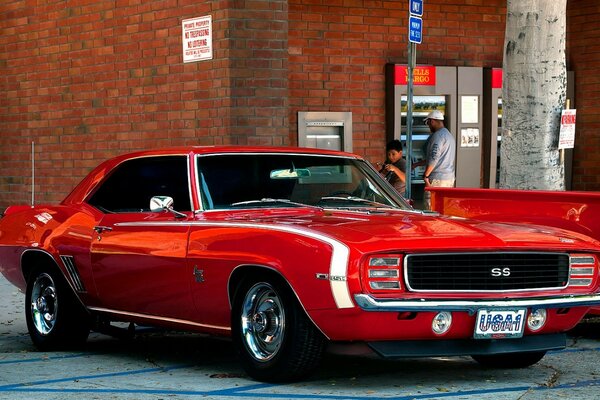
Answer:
[117, 221, 354, 309]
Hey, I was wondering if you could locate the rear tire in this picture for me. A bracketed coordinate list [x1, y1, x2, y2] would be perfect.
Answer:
[231, 274, 326, 382]
[25, 267, 90, 350]
[472, 351, 546, 368]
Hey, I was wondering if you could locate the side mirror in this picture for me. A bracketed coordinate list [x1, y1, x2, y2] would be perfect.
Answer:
[150, 196, 187, 218]
[150, 196, 174, 212]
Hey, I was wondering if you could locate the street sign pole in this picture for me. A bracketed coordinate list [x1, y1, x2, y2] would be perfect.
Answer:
[406, 42, 415, 201]
[405, 0, 422, 201]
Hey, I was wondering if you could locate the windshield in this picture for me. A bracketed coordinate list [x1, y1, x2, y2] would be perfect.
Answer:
[195, 153, 410, 211]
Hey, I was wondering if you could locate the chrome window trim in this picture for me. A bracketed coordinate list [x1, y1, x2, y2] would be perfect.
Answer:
[85, 153, 193, 213]
[403, 251, 571, 293]
[193, 152, 406, 212]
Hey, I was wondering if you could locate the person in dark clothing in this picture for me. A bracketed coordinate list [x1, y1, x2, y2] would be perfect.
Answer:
[379, 139, 406, 195]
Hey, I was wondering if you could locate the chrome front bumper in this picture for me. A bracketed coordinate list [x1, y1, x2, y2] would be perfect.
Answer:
[354, 293, 600, 313]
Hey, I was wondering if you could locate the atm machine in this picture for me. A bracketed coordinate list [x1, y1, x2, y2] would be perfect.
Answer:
[298, 111, 353, 152]
[385, 64, 484, 203]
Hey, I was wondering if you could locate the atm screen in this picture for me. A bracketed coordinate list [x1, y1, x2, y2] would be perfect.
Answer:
[400, 95, 446, 140]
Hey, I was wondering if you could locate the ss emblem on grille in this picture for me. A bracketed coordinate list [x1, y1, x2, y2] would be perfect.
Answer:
[491, 267, 511, 277]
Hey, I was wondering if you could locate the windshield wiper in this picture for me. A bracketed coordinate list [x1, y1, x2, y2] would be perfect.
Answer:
[318, 196, 395, 209]
[230, 198, 322, 210]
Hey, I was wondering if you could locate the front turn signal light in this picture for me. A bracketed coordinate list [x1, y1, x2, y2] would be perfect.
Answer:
[569, 254, 597, 287]
[365, 255, 403, 292]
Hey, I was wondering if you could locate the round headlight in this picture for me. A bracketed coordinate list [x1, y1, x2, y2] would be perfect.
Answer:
[527, 309, 547, 332]
[432, 311, 452, 335]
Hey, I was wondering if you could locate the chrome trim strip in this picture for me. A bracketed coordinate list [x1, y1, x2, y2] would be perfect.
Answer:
[195, 151, 360, 160]
[354, 293, 600, 313]
[193, 154, 203, 213]
[403, 252, 571, 293]
[116, 220, 354, 309]
[186, 154, 194, 213]
[88, 307, 230, 332]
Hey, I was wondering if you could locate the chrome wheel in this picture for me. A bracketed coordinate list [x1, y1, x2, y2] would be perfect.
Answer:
[30, 273, 58, 335]
[240, 282, 285, 362]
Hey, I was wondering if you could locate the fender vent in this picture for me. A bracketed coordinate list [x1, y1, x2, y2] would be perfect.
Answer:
[60, 255, 86, 292]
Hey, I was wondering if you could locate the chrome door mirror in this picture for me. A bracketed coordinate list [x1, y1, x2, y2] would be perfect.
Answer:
[150, 196, 187, 218]
[150, 196, 174, 212]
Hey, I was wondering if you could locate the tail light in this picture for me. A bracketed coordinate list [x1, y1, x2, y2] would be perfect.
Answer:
[569, 254, 597, 287]
[365, 255, 403, 291]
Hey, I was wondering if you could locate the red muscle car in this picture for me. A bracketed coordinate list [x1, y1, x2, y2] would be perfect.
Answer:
[1, 146, 600, 382]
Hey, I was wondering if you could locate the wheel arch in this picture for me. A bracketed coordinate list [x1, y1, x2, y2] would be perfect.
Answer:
[227, 264, 330, 340]
[228, 264, 289, 309]
[20, 249, 84, 308]
[21, 249, 63, 283]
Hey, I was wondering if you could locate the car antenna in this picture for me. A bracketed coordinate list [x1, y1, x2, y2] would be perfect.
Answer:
[31, 141, 35, 206]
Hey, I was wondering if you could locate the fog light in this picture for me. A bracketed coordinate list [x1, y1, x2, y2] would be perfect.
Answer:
[432, 312, 452, 335]
[527, 309, 547, 331]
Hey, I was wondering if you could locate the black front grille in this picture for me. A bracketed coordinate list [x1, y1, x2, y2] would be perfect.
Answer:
[406, 253, 570, 291]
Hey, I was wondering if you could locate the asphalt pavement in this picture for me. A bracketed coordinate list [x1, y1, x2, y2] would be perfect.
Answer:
[1, 276, 600, 400]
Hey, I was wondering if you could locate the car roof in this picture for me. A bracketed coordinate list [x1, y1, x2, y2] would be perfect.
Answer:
[61, 146, 365, 206]
[116, 146, 362, 159]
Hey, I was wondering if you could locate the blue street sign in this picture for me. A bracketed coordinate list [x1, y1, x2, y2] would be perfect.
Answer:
[410, 0, 423, 17]
[409, 16, 422, 44]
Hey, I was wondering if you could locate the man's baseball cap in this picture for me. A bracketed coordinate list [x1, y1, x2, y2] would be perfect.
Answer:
[423, 110, 444, 123]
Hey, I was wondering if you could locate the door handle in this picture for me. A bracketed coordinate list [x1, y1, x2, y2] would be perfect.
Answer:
[93, 226, 113, 234]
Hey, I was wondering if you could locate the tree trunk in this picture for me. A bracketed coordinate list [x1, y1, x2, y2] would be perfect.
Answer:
[500, 0, 567, 190]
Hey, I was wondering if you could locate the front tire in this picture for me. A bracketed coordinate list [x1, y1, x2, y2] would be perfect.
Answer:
[231, 274, 326, 382]
[472, 351, 546, 368]
[25, 267, 90, 350]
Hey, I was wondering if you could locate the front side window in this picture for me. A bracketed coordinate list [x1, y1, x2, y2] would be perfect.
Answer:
[196, 154, 409, 210]
[88, 156, 191, 213]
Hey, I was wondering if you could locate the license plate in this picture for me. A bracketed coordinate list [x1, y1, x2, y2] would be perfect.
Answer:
[474, 309, 526, 339]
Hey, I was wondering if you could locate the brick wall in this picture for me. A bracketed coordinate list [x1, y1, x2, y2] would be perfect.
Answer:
[567, 0, 600, 191]
[0, 0, 289, 207]
[288, 0, 506, 160]
[1, 0, 598, 209]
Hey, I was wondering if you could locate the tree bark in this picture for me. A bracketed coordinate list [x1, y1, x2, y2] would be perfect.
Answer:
[500, 0, 567, 190]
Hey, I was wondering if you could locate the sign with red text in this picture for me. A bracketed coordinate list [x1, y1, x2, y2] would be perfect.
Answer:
[394, 65, 436, 86]
[182, 16, 213, 63]
[558, 109, 576, 149]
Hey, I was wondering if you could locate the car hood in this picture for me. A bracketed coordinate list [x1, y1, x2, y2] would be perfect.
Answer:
[219, 208, 600, 253]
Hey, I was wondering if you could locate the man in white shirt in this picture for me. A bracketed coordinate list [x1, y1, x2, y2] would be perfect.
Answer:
[421, 110, 456, 210]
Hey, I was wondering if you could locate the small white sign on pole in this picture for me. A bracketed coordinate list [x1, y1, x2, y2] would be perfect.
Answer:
[558, 109, 576, 149]
[182, 15, 213, 63]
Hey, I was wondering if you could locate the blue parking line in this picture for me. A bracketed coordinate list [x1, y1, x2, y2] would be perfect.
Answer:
[1, 378, 600, 399]
[0, 353, 91, 365]
[0, 345, 598, 399]
[0, 363, 194, 391]
[550, 346, 600, 354]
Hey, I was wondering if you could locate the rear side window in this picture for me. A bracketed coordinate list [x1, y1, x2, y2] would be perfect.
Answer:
[88, 156, 191, 213]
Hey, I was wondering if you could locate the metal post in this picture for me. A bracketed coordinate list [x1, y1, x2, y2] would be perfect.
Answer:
[405, 42, 416, 201]
[31, 141, 35, 206]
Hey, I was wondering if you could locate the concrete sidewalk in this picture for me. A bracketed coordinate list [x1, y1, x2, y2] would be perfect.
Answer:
[1, 276, 600, 400]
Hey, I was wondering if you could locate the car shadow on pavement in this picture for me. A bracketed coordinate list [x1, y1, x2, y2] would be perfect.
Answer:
[567, 316, 600, 340]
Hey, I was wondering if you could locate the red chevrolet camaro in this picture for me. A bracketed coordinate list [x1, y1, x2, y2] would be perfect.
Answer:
[1, 146, 600, 382]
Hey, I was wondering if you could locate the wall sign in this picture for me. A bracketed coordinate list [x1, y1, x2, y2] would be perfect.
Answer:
[461, 95, 479, 124]
[394, 65, 436, 86]
[558, 109, 576, 149]
[182, 15, 213, 63]
[461, 128, 480, 148]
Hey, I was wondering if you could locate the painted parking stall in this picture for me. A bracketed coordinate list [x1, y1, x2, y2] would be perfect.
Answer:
[2, 277, 600, 400]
